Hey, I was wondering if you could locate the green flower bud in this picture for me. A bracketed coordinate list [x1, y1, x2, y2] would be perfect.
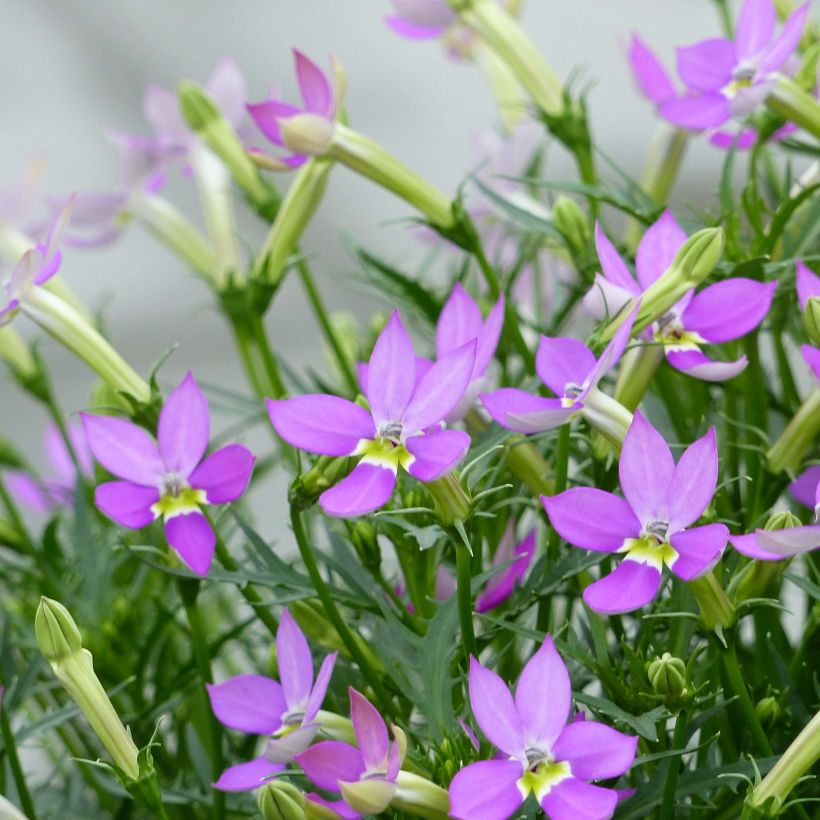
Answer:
[647, 653, 688, 698]
[755, 696, 783, 728]
[0, 325, 36, 380]
[764, 511, 802, 531]
[258, 781, 307, 820]
[553, 195, 589, 253]
[766, 77, 820, 142]
[393, 771, 452, 819]
[350, 520, 381, 570]
[339, 779, 397, 816]
[36, 597, 83, 662]
[804, 296, 820, 346]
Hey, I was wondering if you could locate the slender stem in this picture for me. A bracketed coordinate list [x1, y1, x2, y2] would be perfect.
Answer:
[248, 313, 287, 399]
[455, 540, 478, 658]
[0, 698, 38, 820]
[713, 0, 733, 36]
[659, 710, 688, 820]
[176, 579, 225, 820]
[296, 260, 360, 396]
[289, 506, 394, 717]
[719, 642, 773, 756]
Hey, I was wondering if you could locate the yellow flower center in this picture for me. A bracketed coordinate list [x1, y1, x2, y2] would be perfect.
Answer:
[620, 535, 679, 571]
[517, 759, 572, 801]
[355, 437, 415, 473]
[151, 487, 207, 520]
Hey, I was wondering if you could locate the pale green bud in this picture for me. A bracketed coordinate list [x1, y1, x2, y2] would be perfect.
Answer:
[392, 771, 452, 819]
[340, 779, 397, 816]
[424, 472, 472, 526]
[767, 388, 820, 474]
[280, 114, 337, 157]
[258, 781, 307, 820]
[646, 653, 688, 698]
[764, 511, 802, 531]
[553, 195, 589, 253]
[766, 77, 820, 142]
[0, 325, 36, 380]
[804, 296, 820, 346]
[35, 596, 83, 662]
[755, 696, 782, 728]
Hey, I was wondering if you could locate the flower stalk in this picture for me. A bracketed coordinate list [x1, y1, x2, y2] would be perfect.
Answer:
[766, 77, 820, 141]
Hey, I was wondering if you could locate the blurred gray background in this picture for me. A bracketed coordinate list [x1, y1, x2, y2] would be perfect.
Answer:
[0, 1, 765, 528]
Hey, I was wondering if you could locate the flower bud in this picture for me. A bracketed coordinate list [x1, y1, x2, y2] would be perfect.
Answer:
[804, 296, 820, 346]
[764, 511, 802, 531]
[258, 781, 307, 820]
[349, 520, 381, 570]
[36, 597, 83, 662]
[424, 472, 472, 526]
[339, 779, 397, 816]
[647, 653, 688, 699]
[755, 696, 783, 728]
[280, 114, 336, 157]
[766, 77, 820, 142]
[392, 771, 452, 819]
[0, 325, 36, 381]
[553, 195, 589, 253]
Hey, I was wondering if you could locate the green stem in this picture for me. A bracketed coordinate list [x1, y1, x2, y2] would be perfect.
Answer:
[0, 475, 37, 557]
[714, 0, 733, 36]
[659, 710, 688, 820]
[455, 538, 478, 659]
[176, 579, 224, 820]
[289, 506, 394, 717]
[248, 313, 287, 399]
[719, 642, 773, 757]
[0, 697, 38, 820]
[296, 260, 360, 396]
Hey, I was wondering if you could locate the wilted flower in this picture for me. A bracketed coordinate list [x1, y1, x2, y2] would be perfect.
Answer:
[543, 411, 728, 614]
[268, 310, 474, 517]
[450, 636, 637, 820]
[584, 212, 775, 381]
[207, 609, 338, 791]
[82, 372, 255, 575]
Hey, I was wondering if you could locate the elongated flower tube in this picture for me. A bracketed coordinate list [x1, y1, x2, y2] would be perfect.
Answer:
[247, 51, 456, 229]
[207, 609, 339, 791]
[543, 411, 728, 614]
[0, 324, 36, 381]
[268, 310, 474, 518]
[297, 688, 406, 818]
[586, 213, 775, 381]
[449, 636, 637, 820]
[731, 466, 820, 559]
[82, 372, 255, 575]
[480, 304, 638, 447]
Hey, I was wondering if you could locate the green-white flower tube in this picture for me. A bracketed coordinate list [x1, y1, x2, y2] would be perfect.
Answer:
[0, 325, 37, 381]
[767, 387, 820, 474]
[391, 771, 451, 819]
[766, 77, 820, 141]
[473, 40, 528, 132]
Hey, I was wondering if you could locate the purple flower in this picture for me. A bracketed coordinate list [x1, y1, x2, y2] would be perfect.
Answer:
[480, 304, 638, 434]
[543, 411, 728, 614]
[247, 51, 336, 168]
[385, 0, 457, 42]
[268, 310, 475, 518]
[449, 636, 637, 820]
[81, 372, 255, 576]
[730, 466, 820, 559]
[206, 608, 338, 792]
[628, 0, 810, 140]
[584, 212, 775, 381]
[297, 687, 405, 818]
[0, 198, 72, 325]
[802, 343, 820, 380]
[5, 421, 92, 514]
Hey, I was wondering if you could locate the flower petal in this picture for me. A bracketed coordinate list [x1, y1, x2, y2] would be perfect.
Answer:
[535, 336, 596, 397]
[350, 688, 389, 772]
[207, 674, 286, 734]
[789, 466, 820, 511]
[669, 523, 728, 580]
[665, 349, 749, 382]
[539, 777, 619, 820]
[468, 656, 524, 757]
[277, 608, 315, 711]
[583, 274, 636, 323]
[802, 345, 820, 380]
[552, 721, 637, 780]
[319, 463, 396, 518]
[619, 409, 675, 528]
[4, 472, 52, 514]
[266, 395, 375, 456]
[676, 38, 736, 92]
[305, 652, 338, 723]
[583, 560, 661, 614]
[735, 0, 776, 60]
[406, 429, 471, 482]
[246, 100, 302, 146]
[660, 94, 731, 129]
[164, 512, 215, 576]
[402, 340, 476, 433]
[81, 413, 164, 485]
[480, 389, 571, 433]
[796, 259, 820, 311]
[682, 278, 776, 343]
[730, 530, 811, 560]
[385, 15, 446, 39]
[157, 373, 210, 477]
[581, 302, 640, 395]
[95, 481, 158, 528]
[515, 635, 570, 749]
[390, 0, 457, 27]
[265, 723, 321, 764]
[475, 296, 505, 377]
[449, 759, 524, 820]
[543, 489, 641, 552]
[435, 283, 483, 360]
[206, 57, 247, 127]
[476, 528, 535, 613]
[294, 50, 333, 117]
[756, 525, 820, 555]
[296, 741, 364, 792]
[635, 210, 688, 290]
[758, 2, 810, 75]
[367, 311, 416, 428]
[188, 444, 255, 504]
[628, 34, 677, 105]
[666, 427, 718, 532]
[212, 757, 284, 792]
[594, 222, 639, 293]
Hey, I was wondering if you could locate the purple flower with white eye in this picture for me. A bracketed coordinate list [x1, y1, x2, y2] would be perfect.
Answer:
[480, 303, 638, 435]
[730, 466, 820, 559]
[206, 608, 338, 792]
[247, 51, 336, 168]
[297, 688, 406, 819]
[5, 422, 93, 514]
[449, 636, 637, 820]
[584, 212, 775, 381]
[81, 372, 255, 576]
[268, 310, 474, 518]
[0, 198, 72, 325]
[628, 0, 810, 144]
[543, 411, 728, 614]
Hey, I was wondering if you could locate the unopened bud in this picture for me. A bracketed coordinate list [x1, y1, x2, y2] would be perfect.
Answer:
[755, 696, 783, 728]
[350, 520, 380, 570]
[36, 596, 83, 662]
[804, 296, 820, 346]
[340, 779, 396, 816]
[178, 80, 220, 131]
[764, 511, 802, 531]
[392, 771, 452, 818]
[280, 114, 336, 157]
[258, 781, 307, 820]
[553, 195, 589, 253]
[647, 653, 688, 699]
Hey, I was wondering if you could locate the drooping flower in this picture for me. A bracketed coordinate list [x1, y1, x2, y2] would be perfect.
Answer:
[268, 310, 475, 518]
[730, 466, 820, 559]
[628, 0, 810, 147]
[5, 422, 92, 514]
[297, 688, 406, 818]
[449, 636, 637, 820]
[584, 212, 775, 381]
[82, 372, 255, 575]
[543, 411, 728, 614]
[480, 303, 638, 443]
[247, 51, 337, 168]
[207, 608, 338, 792]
